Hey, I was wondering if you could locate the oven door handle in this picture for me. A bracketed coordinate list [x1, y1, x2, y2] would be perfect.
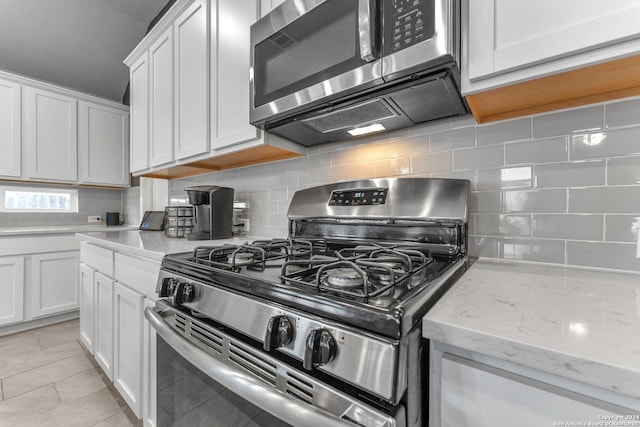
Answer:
[145, 307, 355, 427]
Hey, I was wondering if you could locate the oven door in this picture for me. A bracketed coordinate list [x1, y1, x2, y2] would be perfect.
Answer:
[250, 0, 382, 125]
[146, 305, 403, 427]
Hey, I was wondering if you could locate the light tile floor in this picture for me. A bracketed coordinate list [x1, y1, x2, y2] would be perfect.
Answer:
[0, 319, 141, 427]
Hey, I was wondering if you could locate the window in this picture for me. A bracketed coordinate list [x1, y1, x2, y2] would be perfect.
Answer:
[0, 186, 79, 213]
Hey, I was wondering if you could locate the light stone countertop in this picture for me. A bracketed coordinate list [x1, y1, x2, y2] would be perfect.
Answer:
[423, 258, 640, 399]
[0, 224, 138, 236]
[76, 230, 264, 261]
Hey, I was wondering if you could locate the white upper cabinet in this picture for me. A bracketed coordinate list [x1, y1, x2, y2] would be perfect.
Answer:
[260, 0, 285, 18]
[0, 79, 21, 178]
[464, 0, 640, 92]
[149, 27, 175, 167]
[79, 101, 129, 187]
[211, 0, 260, 150]
[174, 0, 209, 159]
[24, 87, 78, 182]
[130, 54, 150, 173]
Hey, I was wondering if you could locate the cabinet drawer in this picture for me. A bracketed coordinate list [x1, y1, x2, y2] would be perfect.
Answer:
[80, 242, 114, 276]
[114, 253, 160, 299]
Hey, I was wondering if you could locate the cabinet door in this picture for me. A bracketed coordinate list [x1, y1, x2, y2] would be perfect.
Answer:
[114, 282, 144, 417]
[142, 298, 157, 427]
[211, 0, 260, 150]
[95, 271, 114, 380]
[260, 0, 285, 18]
[24, 87, 77, 182]
[440, 354, 622, 427]
[149, 27, 174, 167]
[0, 79, 21, 178]
[130, 54, 150, 173]
[0, 257, 24, 326]
[30, 251, 79, 317]
[468, 0, 640, 82]
[78, 101, 130, 186]
[79, 263, 95, 354]
[174, 0, 209, 159]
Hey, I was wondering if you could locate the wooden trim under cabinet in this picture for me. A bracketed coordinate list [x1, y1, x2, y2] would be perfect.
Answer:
[466, 54, 640, 124]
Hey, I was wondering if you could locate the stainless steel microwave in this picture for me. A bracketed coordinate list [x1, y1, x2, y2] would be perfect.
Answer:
[250, 0, 469, 146]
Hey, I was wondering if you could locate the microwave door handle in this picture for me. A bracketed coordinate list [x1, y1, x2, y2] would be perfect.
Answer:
[358, 0, 376, 62]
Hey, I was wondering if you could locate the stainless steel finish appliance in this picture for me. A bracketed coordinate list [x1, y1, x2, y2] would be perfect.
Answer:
[147, 178, 471, 426]
[250, 0, 469, 146]
[184, 185, 234, 240]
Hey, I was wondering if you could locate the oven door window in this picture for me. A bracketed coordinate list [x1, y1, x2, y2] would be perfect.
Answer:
[157, 336, 291, 427]
[254, 0, 368, 108]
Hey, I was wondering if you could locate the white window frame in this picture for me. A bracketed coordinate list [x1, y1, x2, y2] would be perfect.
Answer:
[0, 185, 79, 213]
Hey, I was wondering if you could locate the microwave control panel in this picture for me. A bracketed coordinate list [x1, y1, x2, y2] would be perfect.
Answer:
[385, 0, 435, 54]
[329, 189, 388, 206]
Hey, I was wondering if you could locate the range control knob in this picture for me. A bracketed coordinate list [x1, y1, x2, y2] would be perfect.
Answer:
[171, 281, 187, 305]
[264, 315, 293, 351]
[157, 277, 176, 297]
[181, 283, 196, 304]
[303, 329, 337, 370]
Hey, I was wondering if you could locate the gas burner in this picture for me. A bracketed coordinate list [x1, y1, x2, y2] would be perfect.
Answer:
[324, 268, 365, 289]
[228, 252, 255, 265]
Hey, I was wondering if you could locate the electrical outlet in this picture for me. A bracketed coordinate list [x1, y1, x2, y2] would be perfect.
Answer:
[88, 215, 101, 223]
[238, 218, 249, 232]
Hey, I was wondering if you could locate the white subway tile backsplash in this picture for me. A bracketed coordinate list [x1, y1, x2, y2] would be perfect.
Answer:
[605, 98, 640, 129]
[476, 118, 531, 147]
[156, 96, 640, 273]
[477, 167, 532, 191]
[412, 151, 452, 174]
[567, 241, 640, 272]
[503, 189, 567, 213]
[534, 160, 605, 188]
[500, 215, 531, 237]
[532, 214, 603, 240]
[505, 137, 568, 165]
[470, 191, 501, 213]
[453, 145, 504, 170]
[570, 127, 640, 160]
[502, 238, 565, 263]
[533, 105, 603, 138]
[605, 215, 640, 243]
[390, 135, 429, 157]
[607, 156, 640, 185]
[469, 236, 501, 258]
[569, 187, 640, 213]
[429, 127, 475, 152]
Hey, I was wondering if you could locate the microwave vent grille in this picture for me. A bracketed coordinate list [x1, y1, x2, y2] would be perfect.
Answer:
[301, 99, 399, 134]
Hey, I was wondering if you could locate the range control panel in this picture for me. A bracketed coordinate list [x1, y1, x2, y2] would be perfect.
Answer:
[329, 188, 388, 206]
[384, 0, 435, 54]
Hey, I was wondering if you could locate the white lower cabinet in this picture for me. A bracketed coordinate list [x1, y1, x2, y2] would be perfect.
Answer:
[30, 251, 79, 318]
[142, 298, 157, 427]
[94, 271, 115, 380]
[431, 343, 639, 427]
[79, 241, 160, 422]
[79, 263, 95, 353]
[114, 282, 145, 417]
[0, 256, 24, 326]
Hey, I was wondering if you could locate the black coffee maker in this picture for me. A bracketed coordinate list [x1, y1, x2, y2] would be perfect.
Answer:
[184, 185, 234, 240]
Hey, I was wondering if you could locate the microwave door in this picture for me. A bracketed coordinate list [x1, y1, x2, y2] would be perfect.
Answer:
[250, 0, 382, 125]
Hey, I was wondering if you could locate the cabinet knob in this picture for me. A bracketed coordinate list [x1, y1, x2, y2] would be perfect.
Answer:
[264, 315, 293, 351]
[303, 328, 337, 370]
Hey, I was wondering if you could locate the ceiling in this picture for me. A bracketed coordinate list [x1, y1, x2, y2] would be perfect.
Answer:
[0, 0, 169, 103]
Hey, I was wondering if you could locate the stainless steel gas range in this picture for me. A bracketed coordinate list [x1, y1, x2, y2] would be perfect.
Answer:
[146, 178, 471, 427]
